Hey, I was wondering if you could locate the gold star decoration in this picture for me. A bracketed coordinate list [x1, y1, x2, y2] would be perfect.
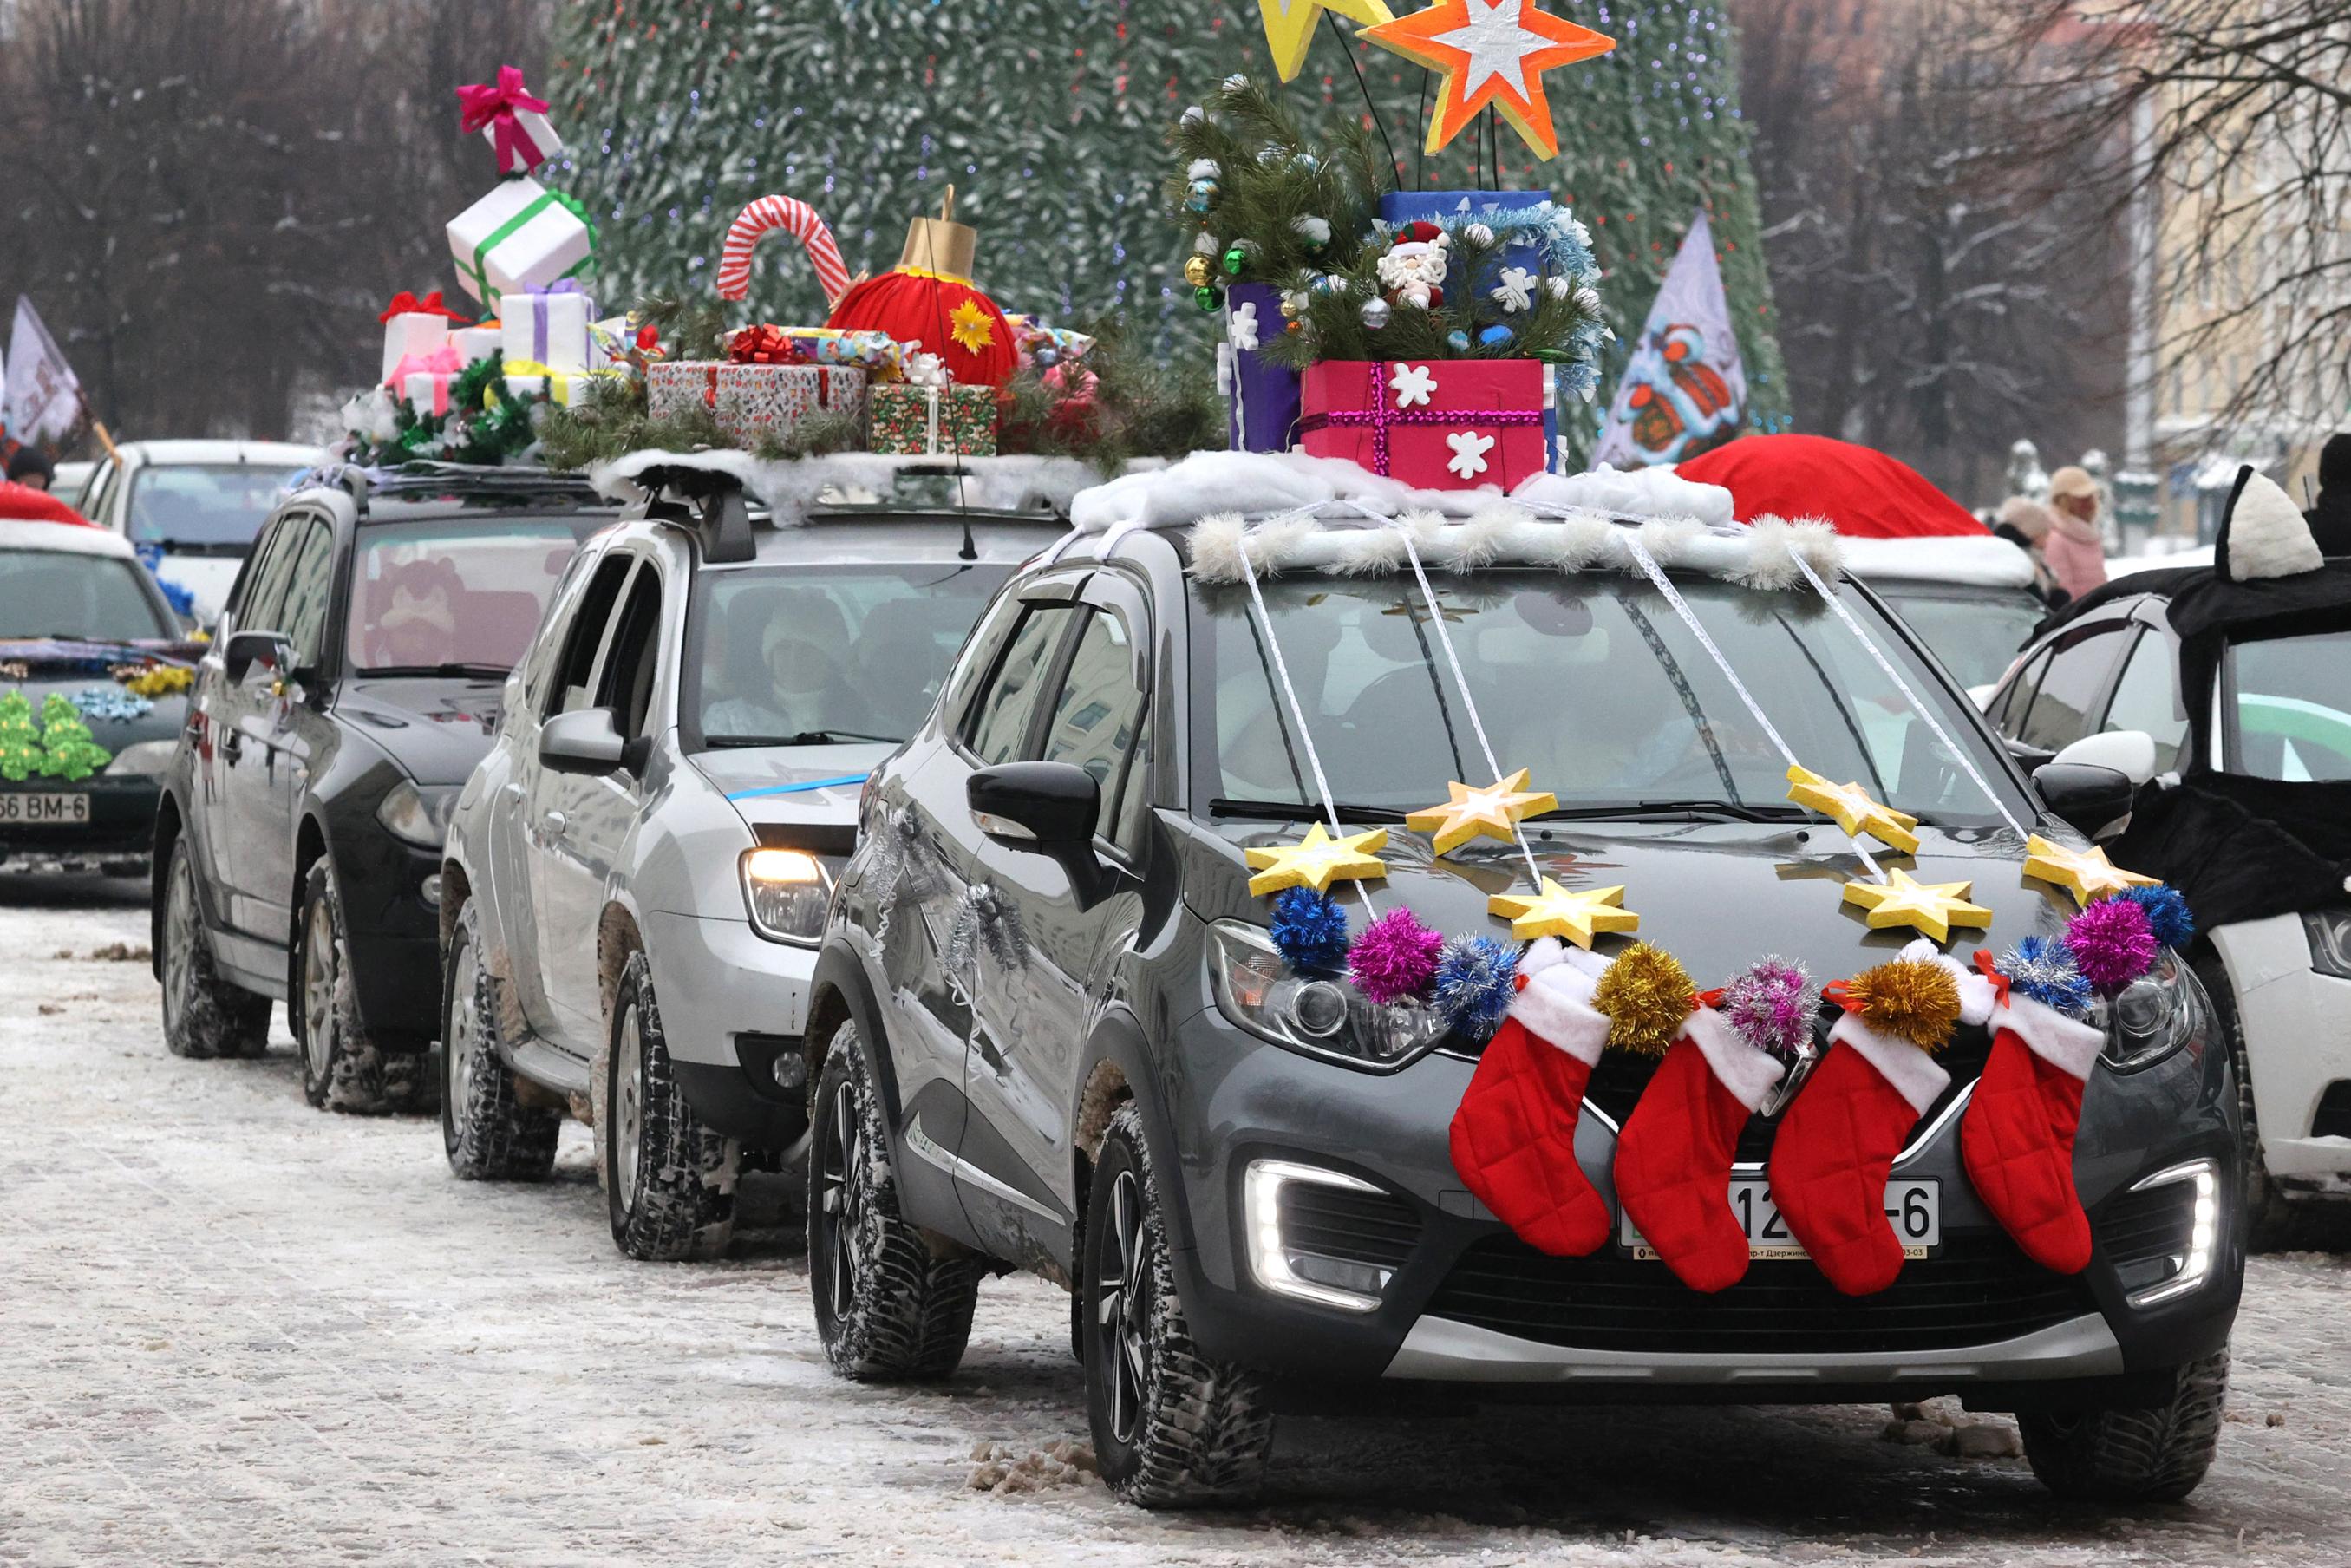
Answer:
[1254, 0, 1396, 82]
[1244, 822, 1391, 898]
[948, 297, 996, 354]
[1406, 767, 1558, 856]
[1786, 763, 1920, 854]
[1360, 0, 1616, 161]
[2021, 833, 2159, 908]
[1840, 868, 1993, 944]
[1488, 879, 1639, 947]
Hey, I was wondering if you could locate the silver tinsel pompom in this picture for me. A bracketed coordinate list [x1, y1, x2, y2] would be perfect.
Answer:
[1359, 297, 1392, 330]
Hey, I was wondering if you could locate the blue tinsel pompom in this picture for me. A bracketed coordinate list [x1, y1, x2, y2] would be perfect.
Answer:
[2001, 934, 2093, 1019]
[1270, 888, 1349, 972]
[1433, 936, 1520, 1041]
[2117, 884, 2195, 950]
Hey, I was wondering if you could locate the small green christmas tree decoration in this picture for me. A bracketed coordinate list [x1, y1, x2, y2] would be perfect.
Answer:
[0, 690, 43, 781]
[37, 692, 110, 781]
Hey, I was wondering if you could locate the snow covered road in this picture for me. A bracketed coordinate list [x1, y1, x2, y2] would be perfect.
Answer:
[4, 878, 2349, 1567]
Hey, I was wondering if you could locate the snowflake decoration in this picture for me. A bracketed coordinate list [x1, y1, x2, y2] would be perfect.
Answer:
[1291, 214, 1331, 247]
[1447, 429, 1495, 478]
[1227, 300, 1261, 353]
[1490, 265, 1538, 314]
[949, 298, 996, 353]
[1389, 362, 1438, 408]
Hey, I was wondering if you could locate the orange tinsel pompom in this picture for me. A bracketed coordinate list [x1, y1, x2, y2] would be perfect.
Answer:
[1592, 943, 1696, 1056]
[1842, 957, 1961, 1052]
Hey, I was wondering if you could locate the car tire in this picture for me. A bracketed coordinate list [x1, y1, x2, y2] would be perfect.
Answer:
[159, 833, 270, 1060]
[297, 859, 435, 1115]
[2019, 1348, 2228, 1504]
[2191, 956, 2292, 1250]
[599, 951, 735, 1261]
[441, 901, 561, 1181]
[808, 1021, 982, 1382]
[1083, 1103, 1275, 1509]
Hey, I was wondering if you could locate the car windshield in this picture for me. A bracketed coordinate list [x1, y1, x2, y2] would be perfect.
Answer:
[1874, 585, 2047, 690]
[687, 562, 1012, 748]
[1194, 567, 2029, 824]
[0, 547, 174, 642]
[128, 464, 306, 547]
[347, 520, 587, 674]
[2225, 628, 2351, 781]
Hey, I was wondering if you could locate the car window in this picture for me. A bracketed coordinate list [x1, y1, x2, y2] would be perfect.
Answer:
[126, 464, 304, 548]
[346, 519, 585, 674]
[233, 518, 304, 636]
[521, 548, 598, 713]
[593, 565, 664, 743]
[0, 549, 176, 641]
[82, 460, 120, 527]
[1989, 644, 2051, 735]
[547, 554, 635, 719]
[2101, 629, 2188, 775]
[1876, 587, 2046, 691]
[2225, 629, 2351, 781]
[2016, 623, 2131, 754]
[277, 521, 337, 669]
[939, 584, 1030, 740]
[1038, 609, 1146, 840]
[964, 604, 1076, 768]
[1113, 709, 1155, 849]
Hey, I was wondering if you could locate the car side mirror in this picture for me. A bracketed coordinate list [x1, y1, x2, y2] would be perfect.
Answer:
[223, 629, 292, 685]
[968, 761, 1100, 849]
[2033, 761, 2139, 840]
[539, 707, 627, 776]
[2050, 728, 2158, 787]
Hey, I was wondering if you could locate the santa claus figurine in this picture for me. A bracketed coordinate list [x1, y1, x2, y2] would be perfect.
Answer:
[1375, 222, 1452, 310]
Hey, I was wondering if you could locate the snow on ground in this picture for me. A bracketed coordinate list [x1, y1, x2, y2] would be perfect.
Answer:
[3, 876, 2349, 1566]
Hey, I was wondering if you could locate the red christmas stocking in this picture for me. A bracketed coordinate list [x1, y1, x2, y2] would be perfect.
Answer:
[1612, 1006, 1786, 1293]
[1962, 989, 2104, 1273]
[1767, 1009, 1951, 1296]
[1448, 940, 1614, 1257]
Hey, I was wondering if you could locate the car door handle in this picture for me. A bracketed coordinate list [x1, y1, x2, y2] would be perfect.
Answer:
[500, 783, 523, 806]
[220, 729, 243, 762]
[541, 809, 567, 839]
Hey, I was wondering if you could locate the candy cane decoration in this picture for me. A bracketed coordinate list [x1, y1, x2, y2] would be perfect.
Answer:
[716, 195, 852, 307]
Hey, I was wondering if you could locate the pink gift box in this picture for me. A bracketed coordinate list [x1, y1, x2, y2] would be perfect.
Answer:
[1297, 359, 1549, 491]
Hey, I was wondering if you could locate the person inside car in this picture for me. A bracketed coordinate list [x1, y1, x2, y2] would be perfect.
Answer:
[704, 589, 859, 740]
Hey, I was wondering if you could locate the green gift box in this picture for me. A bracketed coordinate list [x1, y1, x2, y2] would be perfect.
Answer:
[868, 382, 997, 457]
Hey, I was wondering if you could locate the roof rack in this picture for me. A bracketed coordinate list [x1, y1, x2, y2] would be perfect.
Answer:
[629, 462, 756, 565]
[287, 460, 609, 516]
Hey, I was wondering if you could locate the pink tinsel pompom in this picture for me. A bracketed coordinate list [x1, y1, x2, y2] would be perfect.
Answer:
[1347, 907, 1444, 1005]
[2067, 896, 2158, 996]
[1719, 957, 1819, 1060]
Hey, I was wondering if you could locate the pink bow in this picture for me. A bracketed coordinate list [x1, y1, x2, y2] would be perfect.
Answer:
[387, 345, 463, 388]
[456, 65, 552, 173]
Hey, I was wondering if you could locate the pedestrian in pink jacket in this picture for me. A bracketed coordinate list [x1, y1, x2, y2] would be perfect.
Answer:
[2042, 466, 2109, 600]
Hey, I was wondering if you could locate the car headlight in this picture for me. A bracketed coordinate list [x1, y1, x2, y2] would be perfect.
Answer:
[741, 847, 833, 944]
[376, 780, 460, 850]
[2302, 909, 2351, 979]
[2101, 946, 2203, 1070]
[1207, 919, 1447, 1072]
[103, 739, 180, 778]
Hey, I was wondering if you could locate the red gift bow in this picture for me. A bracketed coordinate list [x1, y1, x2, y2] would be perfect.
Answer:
[1821, 978, 1864, 1015]
[455, 65, 552, 173]
[378, 290, 468, 324]
[1972, 949, 2012, 1009]
[728, 325, 798, 365]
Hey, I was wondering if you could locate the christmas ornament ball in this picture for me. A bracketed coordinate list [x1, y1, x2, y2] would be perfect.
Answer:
[1257, 145, 1286, 167]
[1465, 222, 1496, 247]
[1184, 254, 1212, 288]
[1220, 244, 1251, 277]
[1292, 151, 1320, 173]
[1359, 297, 1392, 330]
[1185, 178, 1221, 214]
[1479, 323, 1515, 347]
[1180, 105, 1206, 129]
[1446, 329, 1473, 352]
[1310, 273, 1348, 298]
[1193, 284, 1225, 311]
[1035, 347, 1060, 368]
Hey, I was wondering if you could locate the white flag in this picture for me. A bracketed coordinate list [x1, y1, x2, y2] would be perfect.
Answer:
[1594, 212, 1747, 469]
[5, 297, 84, 448]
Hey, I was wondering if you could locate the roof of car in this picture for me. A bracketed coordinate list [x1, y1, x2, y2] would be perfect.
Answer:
[1837, 533, 2037, 591]
[280, 462, 622, 525]
[114, 439, 322, 467]
[722, 506, 1067, 568]
[0, 518, 140, 560]
[2043, 565, 2206, 629]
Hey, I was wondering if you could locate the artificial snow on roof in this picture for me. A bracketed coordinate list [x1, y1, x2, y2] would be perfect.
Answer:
[590, 448, 1118, 523]
[0, 519, 138, 559]
[1838, 532, 2037, 590]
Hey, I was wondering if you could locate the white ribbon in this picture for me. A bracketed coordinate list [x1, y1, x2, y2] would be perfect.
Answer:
[924, 385, 941, 454]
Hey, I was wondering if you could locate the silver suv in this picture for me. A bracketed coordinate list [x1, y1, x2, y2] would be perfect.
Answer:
[437, 474, 1067, 1258]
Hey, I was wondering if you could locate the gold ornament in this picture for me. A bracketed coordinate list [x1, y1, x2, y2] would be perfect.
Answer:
[1254, 0, 1398, 82]
[1590, 942, 1695, 1055]
[1244, 821, 1390, 898]
[1487, 878, 1638, 946]
[1785, 763, 1920, 854]
[1406, 767, 1558, 855]
[2021, 833, 2158, 907]
[1839, 867, 1993, 944]
[1837, 957, 1961, 1051]
[1184, 254, 1212, 288]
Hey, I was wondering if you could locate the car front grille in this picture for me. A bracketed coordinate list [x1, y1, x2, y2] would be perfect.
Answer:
[1277, 1181, 1421, 1273]
[1422, 1233, 2094, 1356]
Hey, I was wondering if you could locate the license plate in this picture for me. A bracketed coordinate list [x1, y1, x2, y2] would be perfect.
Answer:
[0, 792, 88, 825]
[1621, 1179, 1939, 1261]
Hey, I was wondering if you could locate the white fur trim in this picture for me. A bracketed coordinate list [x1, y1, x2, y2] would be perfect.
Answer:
[1903, 940, 1996, 1028]
[1510, 964, 1608, 1065]
[1684, 1006, 1786, 1112]
[2221, 468, 2323, 581]
[1995, 994, 2104, 1081]
[1839, 532, 2034, 590]
[1828, 1013, 1953, 1116]
[0, 519, 135, 559]
[1517, 936, 1568, 980]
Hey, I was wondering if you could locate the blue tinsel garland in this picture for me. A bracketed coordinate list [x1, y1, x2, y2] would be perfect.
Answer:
[1433, 935, 1520, 1040]
[2001, 934, 2093, 1019]
[2116, 884, 2195, 950]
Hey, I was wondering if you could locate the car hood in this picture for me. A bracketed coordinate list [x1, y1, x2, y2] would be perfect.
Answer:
[1180, 815, 2082, 983]
[335, 676, 506, 787]
[694, 742, 895, 830]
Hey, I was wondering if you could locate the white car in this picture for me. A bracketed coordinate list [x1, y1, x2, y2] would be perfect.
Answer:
[438, 473, 1069, 1260]
[77, 440, 320, 623]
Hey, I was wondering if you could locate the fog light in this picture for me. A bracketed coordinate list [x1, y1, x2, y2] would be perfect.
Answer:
[1242, 1158, 1388, 1313]
[2124, 1158, 2223, 1308]
[419, 873, 442, 909]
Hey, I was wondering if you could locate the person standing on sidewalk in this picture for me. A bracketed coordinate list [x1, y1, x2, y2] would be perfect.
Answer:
[2042, 466, 2109, 600]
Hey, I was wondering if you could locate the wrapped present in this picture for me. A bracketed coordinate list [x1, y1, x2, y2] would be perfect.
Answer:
[1006, 314, 1095, 367]
[450, 325, 506, 364]
[1298, 359, 1549, 491]
[1219, 281, 1300, 454]
[647, 361, 721, 420]
[733, 325, 918, 380]
[457, 65, 563, 175]
[488, 363, 616, 408]
[868, 382, 998, 457]
[377, 290, 467, 385]
[713, 363, 868, 444]
[500, 284, 598, 373]
[402, 370, 460, 418]
[447, 176, 596, 307]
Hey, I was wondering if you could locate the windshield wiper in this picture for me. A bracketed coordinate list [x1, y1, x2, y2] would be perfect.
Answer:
[706, 729, 902, 748]
[362, 662, 510, 679]
[1209, 797, 1408, 825]
[1531, 799, 1814, 824]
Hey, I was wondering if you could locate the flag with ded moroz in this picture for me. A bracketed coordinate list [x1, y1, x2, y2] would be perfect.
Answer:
[4, 296, 85, 449]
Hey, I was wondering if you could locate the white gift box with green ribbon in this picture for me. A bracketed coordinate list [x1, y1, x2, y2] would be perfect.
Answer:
[446, 176, 595, 307]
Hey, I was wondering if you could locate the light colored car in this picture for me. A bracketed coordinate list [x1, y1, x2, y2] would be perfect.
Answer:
[77, 439, 321, 623]
[1840, 533, 2050, 696]
[437, 480, 1068, 1260]
[50, 461, 95, 510]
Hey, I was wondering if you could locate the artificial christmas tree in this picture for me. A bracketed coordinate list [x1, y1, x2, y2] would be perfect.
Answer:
[37, 692, 110, 781]
[0, 691, 43, 781]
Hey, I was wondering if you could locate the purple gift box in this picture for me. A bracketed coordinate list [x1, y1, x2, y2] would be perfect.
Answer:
[1220, 281, 1300, 454]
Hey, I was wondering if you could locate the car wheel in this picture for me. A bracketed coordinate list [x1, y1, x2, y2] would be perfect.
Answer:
[441, 901, 561, 1181]
[1084, 1103, 1275, 1508]
[2191, 956, 2292, 1249]
[808, 1021, 982, 1381]
[297, 859, 434, 1115]
[2019, 1348, 2228, 1504]
[159, 834, 269, 1060]
[600, 951, 735, 1261]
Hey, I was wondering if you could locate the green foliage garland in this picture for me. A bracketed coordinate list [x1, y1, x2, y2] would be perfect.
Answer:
[1164, 75, 1382, 291]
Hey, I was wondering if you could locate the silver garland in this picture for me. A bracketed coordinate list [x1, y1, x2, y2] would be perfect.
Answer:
[865, 810, 944, 942]
[946, 882, 1029, 977]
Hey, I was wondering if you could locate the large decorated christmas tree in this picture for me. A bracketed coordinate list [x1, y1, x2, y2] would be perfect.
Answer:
[550, 0, 1789, 457]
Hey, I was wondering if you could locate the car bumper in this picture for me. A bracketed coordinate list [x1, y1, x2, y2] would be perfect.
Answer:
[643, 910, 813, 1149]
[330, 833, 445, 1049]
[0, 775, 160, 870]
[1151, 1003, 2244, 1401]
[2217, 915, 2351, 1186]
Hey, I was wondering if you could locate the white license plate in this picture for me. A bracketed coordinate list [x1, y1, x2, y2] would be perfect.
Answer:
[0, 793, 88, 825]
[1621, 1179, 1940, 1261]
